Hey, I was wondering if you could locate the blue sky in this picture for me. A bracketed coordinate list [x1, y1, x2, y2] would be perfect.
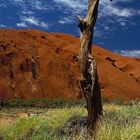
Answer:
[0, 0, 140, 57]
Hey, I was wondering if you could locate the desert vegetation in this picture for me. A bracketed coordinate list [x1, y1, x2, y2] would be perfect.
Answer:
[0, 99, 140, 140]
[0, 1, 140, 139]
[0, 98, 85, 108]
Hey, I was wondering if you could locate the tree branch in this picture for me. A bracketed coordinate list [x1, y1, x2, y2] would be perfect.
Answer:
[78, 0, 113, 137]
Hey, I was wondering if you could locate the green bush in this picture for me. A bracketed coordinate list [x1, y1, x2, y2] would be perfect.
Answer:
[0, 98, 86, 108]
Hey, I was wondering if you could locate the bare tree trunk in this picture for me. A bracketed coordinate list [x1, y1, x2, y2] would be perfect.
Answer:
[78, 0, 102, 136]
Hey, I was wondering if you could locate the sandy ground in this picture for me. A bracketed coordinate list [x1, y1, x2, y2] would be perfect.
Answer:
[0, 108, 47, 127]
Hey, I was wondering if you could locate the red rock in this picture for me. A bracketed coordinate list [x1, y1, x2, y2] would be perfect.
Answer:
[0, 29, 140, 101]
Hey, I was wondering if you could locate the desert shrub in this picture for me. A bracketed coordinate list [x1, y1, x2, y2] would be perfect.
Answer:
[0, 101, 140, 140]
[0, 98, 86, 108]
[3, 117, 44, 140]
[0, 107, 86, 140]
[42, 98, 86, 108]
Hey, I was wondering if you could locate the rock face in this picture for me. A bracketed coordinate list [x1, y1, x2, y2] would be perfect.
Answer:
[0, 29, 140, 101]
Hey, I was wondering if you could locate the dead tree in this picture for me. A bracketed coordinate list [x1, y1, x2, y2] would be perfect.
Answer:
[78, 0, 112, 136]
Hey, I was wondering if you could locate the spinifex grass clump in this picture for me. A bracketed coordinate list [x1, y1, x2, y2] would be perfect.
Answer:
[0, 100, 140, 140]
[0, 107, 86, 140]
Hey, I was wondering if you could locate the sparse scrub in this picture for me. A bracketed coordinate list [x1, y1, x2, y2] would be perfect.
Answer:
[0, 98, 86, 108]
[0, 100, 140, 140]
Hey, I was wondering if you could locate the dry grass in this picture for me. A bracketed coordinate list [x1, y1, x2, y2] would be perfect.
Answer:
[0, 101, 140, 140]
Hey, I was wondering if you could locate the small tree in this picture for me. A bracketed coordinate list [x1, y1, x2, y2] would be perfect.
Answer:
[78, 0, 112, 137]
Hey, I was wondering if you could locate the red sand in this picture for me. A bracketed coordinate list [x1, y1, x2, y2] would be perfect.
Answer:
[0, 29, 140, 101]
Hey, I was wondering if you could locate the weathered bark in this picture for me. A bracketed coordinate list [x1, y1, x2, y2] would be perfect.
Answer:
[78, 0, 102, 136]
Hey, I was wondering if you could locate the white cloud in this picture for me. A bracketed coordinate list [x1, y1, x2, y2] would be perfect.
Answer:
[0, 24, 7, 28]
[0, 3, 7, 8]
[28, 0, 48, 10]
[53, 0, 140, 19]
[39, 22, 48, 28]
[22, 16, 39, 26]
[1, 0, 140, 36]
[52, 0, 140, 35]
[12, 0, 24, 2]
[59, 17, 73, 24]
[9, 0, 48, 11]
[44, 0, 139, 40]
[16, 22, 27, 27]
[99, 0, 136, 18]
[22, 11, 35, 15]
[18, 16, 48, 28]
[53, 0, 87, 13]
[115, 50, 140, 58]
[2, 0, 49, 29]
